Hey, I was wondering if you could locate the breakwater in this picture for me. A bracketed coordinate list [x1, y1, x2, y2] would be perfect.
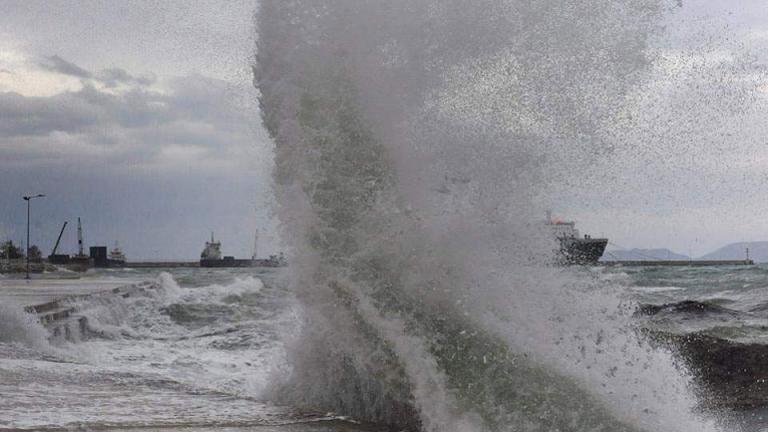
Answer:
[126, 261, 199, 268]
[601, 260, 755, 267]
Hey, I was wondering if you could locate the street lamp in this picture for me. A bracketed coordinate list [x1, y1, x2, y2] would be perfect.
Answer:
[22, 194, 45, 280]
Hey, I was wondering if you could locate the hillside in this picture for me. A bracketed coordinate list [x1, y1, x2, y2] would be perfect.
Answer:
[698, 242, 768, 262]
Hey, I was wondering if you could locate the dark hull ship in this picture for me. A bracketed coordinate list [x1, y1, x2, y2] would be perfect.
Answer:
[558, 236, 608, 265]
[199, 233, 287, 268]
[546, 213, 608, 265]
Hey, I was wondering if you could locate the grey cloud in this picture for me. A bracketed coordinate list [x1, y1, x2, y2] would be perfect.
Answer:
[0, 91, 100, 136]
[38, 55, 157, 89]
[96, 68, 157, 88]
[39, 55, 92, 79]
[0, 83, 175, 138]
[73, 84, 174, 129]
[166, 75, 244, 123]
[0, 73, 257, 172]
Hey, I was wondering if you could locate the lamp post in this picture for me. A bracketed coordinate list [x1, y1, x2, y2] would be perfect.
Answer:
[22, 194, 45, 280]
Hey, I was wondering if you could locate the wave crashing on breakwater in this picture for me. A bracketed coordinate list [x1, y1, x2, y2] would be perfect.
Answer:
[255, 1, 724, 431]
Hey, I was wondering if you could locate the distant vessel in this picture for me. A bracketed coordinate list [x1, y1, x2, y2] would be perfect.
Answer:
[200, 233, 286, 268]
[108, 242, 127, 266]
[546, 212, 608, 265]
[200, 233, 223, 262]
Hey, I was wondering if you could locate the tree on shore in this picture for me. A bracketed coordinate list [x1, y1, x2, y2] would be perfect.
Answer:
[0, 240, 23, 259]
[28, 245, 42, 262]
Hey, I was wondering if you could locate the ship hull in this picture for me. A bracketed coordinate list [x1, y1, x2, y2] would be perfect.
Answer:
[200, 258, 256, 268]
[558, 238, 608, 265]
[67, 255, 93, 272]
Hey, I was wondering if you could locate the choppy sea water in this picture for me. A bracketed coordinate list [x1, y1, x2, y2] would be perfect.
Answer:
[0, 268, 384, 431]
[596, 264, 768, 431]
[4, 266, 768, 431]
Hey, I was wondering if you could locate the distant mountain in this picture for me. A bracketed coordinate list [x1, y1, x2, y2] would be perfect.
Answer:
[601, 248, 690, 261]
[698, 241, 768, 262]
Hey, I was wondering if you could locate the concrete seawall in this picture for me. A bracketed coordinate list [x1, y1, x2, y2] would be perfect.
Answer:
[0, 278, 155, 339]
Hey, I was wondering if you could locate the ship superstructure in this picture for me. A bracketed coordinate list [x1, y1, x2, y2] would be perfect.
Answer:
[546, 212, 607, 265]
[201, 233, 223, 261]
[109, 241, 127, 266]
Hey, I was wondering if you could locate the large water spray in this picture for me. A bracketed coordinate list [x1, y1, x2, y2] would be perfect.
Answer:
[256, 1, 722, 431]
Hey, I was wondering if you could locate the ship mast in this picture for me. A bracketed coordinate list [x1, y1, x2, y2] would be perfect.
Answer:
[77, 217, 84, 256]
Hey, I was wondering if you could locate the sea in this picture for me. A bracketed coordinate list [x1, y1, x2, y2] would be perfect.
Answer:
[0, 0, 755, 430]
[2, 265, 768, 431]
[0, 267, 377, 431]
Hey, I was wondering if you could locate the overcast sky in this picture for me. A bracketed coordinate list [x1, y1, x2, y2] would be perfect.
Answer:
[566, 0, 768, 257]
[3, 1, 768, 259]
[0, 0, 276, 260]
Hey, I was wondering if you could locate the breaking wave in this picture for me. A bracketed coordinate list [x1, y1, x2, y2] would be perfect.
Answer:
[46, 273, 291, 399]
[0, 302, 50, 348]
[255, 1, 725, 431]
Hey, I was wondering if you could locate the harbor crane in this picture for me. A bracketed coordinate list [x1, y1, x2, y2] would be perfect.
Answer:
[50, 221, 68, 257]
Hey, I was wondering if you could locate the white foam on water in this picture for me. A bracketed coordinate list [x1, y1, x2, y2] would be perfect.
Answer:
[0, 271, 299, 430]
[73, 273, 285, 394]
[0, 302, 51, 349]
[630, 286, 686, 293]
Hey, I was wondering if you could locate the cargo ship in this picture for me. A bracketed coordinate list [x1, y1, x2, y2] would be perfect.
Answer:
[108, 242, 127, 266]
[88, 244, 126, 268]
[200, 233, 286, 268]
[546, 212, 607, 265]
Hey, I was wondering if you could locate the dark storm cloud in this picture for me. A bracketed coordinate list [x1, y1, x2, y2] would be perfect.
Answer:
[39, 54, 92, 79]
